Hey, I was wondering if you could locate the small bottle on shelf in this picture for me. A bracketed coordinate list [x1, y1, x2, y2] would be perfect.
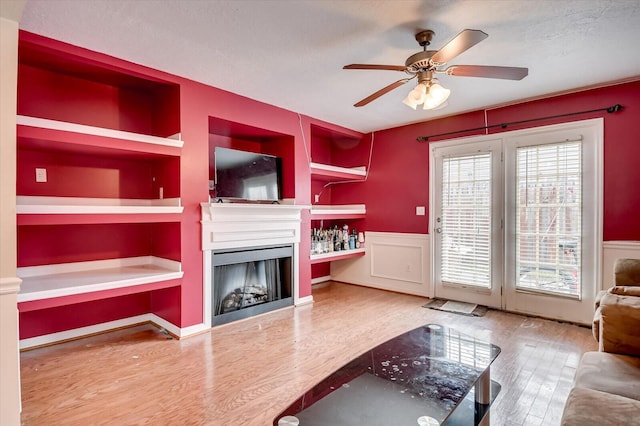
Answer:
[342, 224, 349, 250]
[328, 230, 334, 252]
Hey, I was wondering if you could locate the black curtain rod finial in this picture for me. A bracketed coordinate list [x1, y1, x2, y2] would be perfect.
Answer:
[607, 104, 623, 113]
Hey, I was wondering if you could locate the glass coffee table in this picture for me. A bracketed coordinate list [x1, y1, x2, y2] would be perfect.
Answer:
[274, 324, 501, 426]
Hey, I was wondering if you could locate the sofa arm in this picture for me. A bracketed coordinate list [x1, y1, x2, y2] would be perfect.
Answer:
[609, 285, 640, 297]
[599, 292, 640, 356]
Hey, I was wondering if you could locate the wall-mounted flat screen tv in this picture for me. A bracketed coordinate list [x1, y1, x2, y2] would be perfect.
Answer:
[214, 147, 282, 202]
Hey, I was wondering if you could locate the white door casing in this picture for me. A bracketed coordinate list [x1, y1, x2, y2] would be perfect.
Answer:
[430, 118, 603, 324]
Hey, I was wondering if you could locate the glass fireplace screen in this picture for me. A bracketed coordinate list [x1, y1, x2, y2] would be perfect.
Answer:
[212, 245, 293, 317]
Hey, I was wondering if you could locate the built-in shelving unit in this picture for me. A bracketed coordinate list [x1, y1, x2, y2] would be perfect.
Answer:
[309, 125, 368, 266]
[16, 31, 184, 340]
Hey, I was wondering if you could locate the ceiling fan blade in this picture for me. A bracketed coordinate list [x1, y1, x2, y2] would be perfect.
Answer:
[430, 29, 488, 65]
[353, 78, 411, 107]
[344, 64, 407, 71]
[445, 65, 528, 80]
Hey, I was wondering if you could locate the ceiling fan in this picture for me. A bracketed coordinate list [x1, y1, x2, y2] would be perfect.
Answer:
[344, 29, 528, 109]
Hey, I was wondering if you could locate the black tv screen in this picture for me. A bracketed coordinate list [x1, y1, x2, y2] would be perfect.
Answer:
[214, 147, 282, 201]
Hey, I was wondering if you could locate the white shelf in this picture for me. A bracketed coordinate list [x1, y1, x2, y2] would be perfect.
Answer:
[310, 204, 366, 218]
[17, 196, 184, 214]
[310, 162, 366, 181]
[310, 248, 366, 264]
[17, 256, 183, 302]
[17, 115, 183, 148]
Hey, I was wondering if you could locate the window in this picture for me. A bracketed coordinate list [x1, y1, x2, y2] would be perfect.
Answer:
[515, 141, 581, 296]
[440, 153, 492, 288]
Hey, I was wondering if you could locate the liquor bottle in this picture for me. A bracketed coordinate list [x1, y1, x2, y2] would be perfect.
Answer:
[328, 228, 334, 252]
[342, 224, 349, 250]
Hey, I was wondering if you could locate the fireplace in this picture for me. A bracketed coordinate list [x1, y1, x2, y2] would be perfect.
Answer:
[201, 202, 309, 329]
[212, 245, 293, 325]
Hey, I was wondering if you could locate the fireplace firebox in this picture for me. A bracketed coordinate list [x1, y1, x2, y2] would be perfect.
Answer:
[212, 245, 293, 326]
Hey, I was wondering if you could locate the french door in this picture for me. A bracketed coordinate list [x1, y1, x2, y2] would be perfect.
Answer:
[431, 139, 503, 308]
[430, 119, 603, 324]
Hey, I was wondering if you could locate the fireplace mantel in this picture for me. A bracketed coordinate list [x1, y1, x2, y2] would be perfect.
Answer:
[200, 202, 310, 328]
[201, 202, 308, 250]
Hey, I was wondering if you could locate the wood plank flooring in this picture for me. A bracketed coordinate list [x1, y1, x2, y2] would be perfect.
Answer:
[20, 282, 597, 425]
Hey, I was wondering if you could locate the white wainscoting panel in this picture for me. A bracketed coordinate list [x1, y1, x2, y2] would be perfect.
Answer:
[601, 241, 640, 291]
[330, 232, 431, 297]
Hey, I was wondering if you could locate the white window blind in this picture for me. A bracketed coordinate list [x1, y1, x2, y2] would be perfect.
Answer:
[440, 152, 492, 288]
[515, 141, 582, 296]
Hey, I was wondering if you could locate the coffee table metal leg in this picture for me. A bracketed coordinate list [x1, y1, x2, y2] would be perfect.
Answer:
[475, 366, 491, 425]
[475, 366, 491, 404]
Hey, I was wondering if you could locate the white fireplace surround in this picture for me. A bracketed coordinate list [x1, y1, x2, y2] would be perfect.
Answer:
[201, 202, 310, 327]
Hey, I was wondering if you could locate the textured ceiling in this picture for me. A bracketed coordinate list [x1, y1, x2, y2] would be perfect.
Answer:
[18, 0, 640, 133]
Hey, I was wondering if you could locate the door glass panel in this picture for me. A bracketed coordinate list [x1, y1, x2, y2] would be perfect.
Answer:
[515, 141, 582, 296]
[440, 153, 492, 288]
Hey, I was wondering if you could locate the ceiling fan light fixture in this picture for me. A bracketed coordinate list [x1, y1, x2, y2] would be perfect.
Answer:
[402, 96, 419, 110]
[423, 83, 450, 110]
[402, 83, 427, 110]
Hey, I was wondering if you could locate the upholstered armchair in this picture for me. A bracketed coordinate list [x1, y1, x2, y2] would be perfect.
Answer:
[593, 258, 640, 356]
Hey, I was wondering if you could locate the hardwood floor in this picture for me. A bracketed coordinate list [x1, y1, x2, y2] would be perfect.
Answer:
[20, 282, 597, 425]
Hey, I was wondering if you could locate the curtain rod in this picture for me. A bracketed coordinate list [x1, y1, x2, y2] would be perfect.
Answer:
[416, 104, 623, 142]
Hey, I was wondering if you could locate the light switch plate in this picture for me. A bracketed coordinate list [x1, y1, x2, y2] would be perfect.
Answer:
[35, 168, 47, 183]
[416, 206, 426, 216]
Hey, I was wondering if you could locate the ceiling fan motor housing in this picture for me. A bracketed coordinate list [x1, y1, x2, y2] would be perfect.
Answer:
[405, 50, 437, 73]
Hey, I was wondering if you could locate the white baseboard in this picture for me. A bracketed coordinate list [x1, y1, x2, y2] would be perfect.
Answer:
[311, 275, 331, 285]
[19, 313, 213, 350]
[145, 314, 210, 338]
[295, 295, 314, 306]
[173, 321, 210, 338]
[20, 314, 152, 350]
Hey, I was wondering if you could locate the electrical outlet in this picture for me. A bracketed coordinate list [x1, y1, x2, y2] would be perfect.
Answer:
[416, 206, 425, 216]
[315, 194, 320, 203]
[35, 168, 47, 183]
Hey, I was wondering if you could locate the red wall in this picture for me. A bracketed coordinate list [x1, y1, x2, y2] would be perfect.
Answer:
[18, 31, 361, 337]
[334, 81, 640, 241]
[17, 223, 180, 266]
[18, 31, 639, 339]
